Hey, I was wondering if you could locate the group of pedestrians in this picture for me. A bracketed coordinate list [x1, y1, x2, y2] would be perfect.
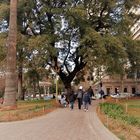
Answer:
[76, 86, 94, 111]
[60, 86, 94, 112]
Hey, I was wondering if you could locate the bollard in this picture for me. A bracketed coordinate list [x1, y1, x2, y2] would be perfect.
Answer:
[125, 103, 128, 113]
[8, 112, 11, 121]
[98, 106, 100, 113]
[28, 112, 31, 118]
[106, 115, 109, 128]
[43, 106, 45, 112]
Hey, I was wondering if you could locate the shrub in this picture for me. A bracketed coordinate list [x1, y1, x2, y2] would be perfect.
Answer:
[100, 102, 140, 127]
[100, 102, 123, 119]
[121, 115, 139, 125]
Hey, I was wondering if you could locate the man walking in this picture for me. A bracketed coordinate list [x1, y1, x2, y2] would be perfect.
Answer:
[77, 86, 84, 109]
[83, 90, 90, 111]
[87, 86, 94, 105]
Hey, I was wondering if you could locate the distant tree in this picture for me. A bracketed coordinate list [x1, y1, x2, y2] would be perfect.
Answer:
[0, 33, 6, 62]
[16, 34, 28, 100]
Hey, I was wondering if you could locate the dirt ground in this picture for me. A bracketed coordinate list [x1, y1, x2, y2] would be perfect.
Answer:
[0, 100, 58, 122]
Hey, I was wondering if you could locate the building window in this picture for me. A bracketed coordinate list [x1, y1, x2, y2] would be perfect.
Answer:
[106, 88, 111, 95]
[115, 88, 118, 93]
[124, 88, 127, 93]
[132, 88, 136, 94]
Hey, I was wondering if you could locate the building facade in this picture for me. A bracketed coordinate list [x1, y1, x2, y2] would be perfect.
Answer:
[131, 7, 140, 39]
[93, 75, 140, 95]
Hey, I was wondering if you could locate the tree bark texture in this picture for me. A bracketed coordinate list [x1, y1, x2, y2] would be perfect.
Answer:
[3, 0, 17, 108]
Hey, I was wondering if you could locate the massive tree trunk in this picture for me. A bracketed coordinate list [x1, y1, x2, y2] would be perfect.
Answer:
[58, 69, 77, 98]
[3, 0, 17, 108]
[56, 58, 86, 96]
[59, 71, 73, 92]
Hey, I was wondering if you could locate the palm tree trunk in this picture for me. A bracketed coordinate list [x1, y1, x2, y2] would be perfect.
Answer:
[3, 0, 17, 108]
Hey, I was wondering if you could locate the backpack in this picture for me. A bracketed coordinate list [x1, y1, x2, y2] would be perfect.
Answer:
[77, 90, 83, 98]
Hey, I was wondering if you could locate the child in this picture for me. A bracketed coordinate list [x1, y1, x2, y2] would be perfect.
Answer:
[60, 94, 67, 107]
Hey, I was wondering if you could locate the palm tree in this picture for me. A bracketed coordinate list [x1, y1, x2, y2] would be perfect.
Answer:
[3, 0, 17, 108]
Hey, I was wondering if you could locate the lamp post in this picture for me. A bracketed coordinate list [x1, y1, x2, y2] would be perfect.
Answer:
[55, 75, 59, 101]
[134, 69, 138, 92]
[44, 85, 46, 95]
[134, 61, 138, 93]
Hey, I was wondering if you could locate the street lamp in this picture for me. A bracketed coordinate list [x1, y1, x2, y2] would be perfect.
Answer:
[55, 75, 59, 101]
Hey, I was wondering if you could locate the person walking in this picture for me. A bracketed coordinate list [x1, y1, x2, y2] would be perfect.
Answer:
[69, 90, 75, 110]
[60, 94, 67, 107]
[87, 86, 94, 105]
[83, 90, 90, 112]
[99, 89, 105, 99]
[77, 86, 84, 110]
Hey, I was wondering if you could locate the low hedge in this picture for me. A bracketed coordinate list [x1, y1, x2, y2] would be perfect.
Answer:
[99, 102, 140, 127]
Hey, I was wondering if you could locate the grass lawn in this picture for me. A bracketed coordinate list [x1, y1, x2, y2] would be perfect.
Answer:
[98, 98, 140, 140]
[0, 99, 58, 122]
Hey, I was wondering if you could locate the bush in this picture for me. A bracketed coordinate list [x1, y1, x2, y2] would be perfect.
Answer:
[100, 102, 123, 119]
[121, 115, 139, 125]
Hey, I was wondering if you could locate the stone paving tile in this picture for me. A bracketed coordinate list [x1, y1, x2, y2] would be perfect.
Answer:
[0, 100, 119, 140]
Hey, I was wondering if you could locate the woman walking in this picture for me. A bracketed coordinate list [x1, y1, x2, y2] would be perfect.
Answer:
[77, 86, 84, 110]
[83, 90, 90, 112]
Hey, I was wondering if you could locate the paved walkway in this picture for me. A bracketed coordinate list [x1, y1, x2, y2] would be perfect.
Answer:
[0, 100, 119, 140]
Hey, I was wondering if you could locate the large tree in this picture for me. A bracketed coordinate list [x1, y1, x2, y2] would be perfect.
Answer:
[3, 0, 17, 108]
[18, 0, 140, 93]
[1, 0, 140, 97]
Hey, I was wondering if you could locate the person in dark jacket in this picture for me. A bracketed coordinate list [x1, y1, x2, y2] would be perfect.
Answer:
[83, 90, 90, 111]
[69, 90, 75, 110]
[77, 86, 84, 109]
[87, 86, 94, 105]
[99, 89, 105, 99]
